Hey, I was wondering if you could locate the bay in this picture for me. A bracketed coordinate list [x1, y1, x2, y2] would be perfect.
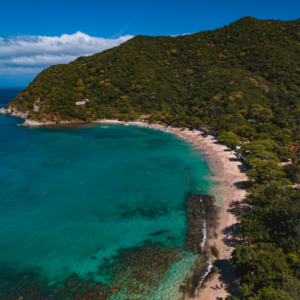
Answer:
[0, 88, 212, 299]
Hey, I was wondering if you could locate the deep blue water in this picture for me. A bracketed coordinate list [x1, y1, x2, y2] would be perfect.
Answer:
[0, 88, 212, 299]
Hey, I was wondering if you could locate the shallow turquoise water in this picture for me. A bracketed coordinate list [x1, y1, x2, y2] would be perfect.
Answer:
[0, 89, 212, 299]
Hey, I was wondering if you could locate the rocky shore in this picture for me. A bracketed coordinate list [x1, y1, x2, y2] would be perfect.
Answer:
[180, 194, 221, 299]
[0, 107, 28, 119]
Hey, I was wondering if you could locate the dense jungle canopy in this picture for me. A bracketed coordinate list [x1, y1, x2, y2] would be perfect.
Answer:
[8, 16, 300, 300]
[8, 16, 300, 128]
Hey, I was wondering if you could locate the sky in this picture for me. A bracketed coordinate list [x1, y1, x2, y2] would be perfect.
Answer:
[0, 0, 299, 87]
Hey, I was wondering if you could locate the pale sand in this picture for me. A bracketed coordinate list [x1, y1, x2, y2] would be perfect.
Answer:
[166, 128, 248, 300]
[95, 120, 248, 299]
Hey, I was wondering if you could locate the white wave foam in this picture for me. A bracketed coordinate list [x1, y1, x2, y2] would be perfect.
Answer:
[200, 219, 206, 252]
[194, 246, 213, 295]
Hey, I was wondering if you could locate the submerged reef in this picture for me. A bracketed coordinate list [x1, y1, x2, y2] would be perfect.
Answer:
[0, 194, 219, 300]
[0, 246, 184, 300]
[180, 194, 221, 299]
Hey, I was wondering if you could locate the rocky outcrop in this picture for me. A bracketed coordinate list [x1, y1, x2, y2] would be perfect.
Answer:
[2, 106, 29, 118]
[3, 106, 50, 126]
[22, 119, 73, 126]
[10, 110, 29, 119]
[180, 194, 221, 298]
[23, 119, 54, 126]
[33, 98, 40, 112]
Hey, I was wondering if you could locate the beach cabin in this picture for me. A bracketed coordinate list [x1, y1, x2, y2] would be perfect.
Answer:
[140, 115, 148, 119]
[76, 99, 89, 106]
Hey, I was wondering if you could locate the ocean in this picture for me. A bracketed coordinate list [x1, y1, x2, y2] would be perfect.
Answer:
[0, 88, 212, 299]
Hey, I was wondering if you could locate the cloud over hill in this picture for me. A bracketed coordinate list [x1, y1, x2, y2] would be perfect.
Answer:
[0, 31, 134, 75]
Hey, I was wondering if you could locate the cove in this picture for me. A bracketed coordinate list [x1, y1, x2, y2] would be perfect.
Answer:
[0, 88, 212, 299]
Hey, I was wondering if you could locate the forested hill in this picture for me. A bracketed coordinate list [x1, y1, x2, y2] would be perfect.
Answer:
[7, 17, 300, 300]
[7, 16, 300, 127]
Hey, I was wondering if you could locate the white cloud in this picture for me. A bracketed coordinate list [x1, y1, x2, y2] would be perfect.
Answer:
[0, 67, 45, 75]
[169, 33, 192, 37]
[0, 31, 134, 75]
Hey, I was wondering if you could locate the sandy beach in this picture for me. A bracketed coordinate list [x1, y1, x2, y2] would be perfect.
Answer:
[95, 120, 248, 299]
[165, 127, 248, 299]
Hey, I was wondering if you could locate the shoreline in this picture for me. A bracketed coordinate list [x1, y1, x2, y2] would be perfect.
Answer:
[97, 120, 248, 298]
[8, 116, 248, 298]
[164, 127, 248, 299]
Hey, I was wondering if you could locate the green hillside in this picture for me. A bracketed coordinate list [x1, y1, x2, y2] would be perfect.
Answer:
[8, 16, 300, 128]
[8, 16, 300, 300]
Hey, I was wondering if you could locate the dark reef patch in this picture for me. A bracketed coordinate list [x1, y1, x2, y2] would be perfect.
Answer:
[0, 194, 218, 300]
[118, 202, 171, 220]
[0, 244, 185, 300]
[185, 194, 220, 254]
[149, 229, 169, 237]
[180, 194, 221, 299]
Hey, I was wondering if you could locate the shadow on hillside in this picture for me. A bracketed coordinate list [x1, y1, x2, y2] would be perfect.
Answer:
[213, 259, 240, 298]
[238, 163, 249, 173]
[229, 157, 241, 162]
[227, 199, 249, 218]
[233, 180, 251, 189]
[221, 221, 243, 248]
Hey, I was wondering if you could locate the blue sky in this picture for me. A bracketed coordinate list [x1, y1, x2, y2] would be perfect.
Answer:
[1, 0, 299, 86]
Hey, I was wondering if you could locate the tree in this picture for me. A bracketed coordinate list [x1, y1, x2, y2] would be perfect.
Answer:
[273, 274, 300, 300]
[179, 120, 187, 127]
[218, 132, 239, 144]
[230, 141, 238, 150]
[246, 160, 286, 183]
[246, 151, 280, 165]
[241, 140, 278, 156]
[254, 286, 293, 300]
[276, 146, 296, 161]
[274, 133, 291, 146]
[235, 125, 255, 138]
[231, 245, 251, 278]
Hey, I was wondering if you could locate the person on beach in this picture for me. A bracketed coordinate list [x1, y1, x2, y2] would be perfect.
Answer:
[227, 233, 230, 238]
[221, 283, 223, 289]
[216, 282, 219, 289]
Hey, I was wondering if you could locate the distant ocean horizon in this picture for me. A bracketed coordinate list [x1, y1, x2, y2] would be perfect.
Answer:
[0, 87, 25, 109]
[0, 88, 212, 299]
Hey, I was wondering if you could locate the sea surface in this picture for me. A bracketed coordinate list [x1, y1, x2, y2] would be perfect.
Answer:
[0, 88, 212, 299]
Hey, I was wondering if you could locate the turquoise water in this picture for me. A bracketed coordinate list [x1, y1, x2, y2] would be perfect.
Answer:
[0, 89, 212, 299]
